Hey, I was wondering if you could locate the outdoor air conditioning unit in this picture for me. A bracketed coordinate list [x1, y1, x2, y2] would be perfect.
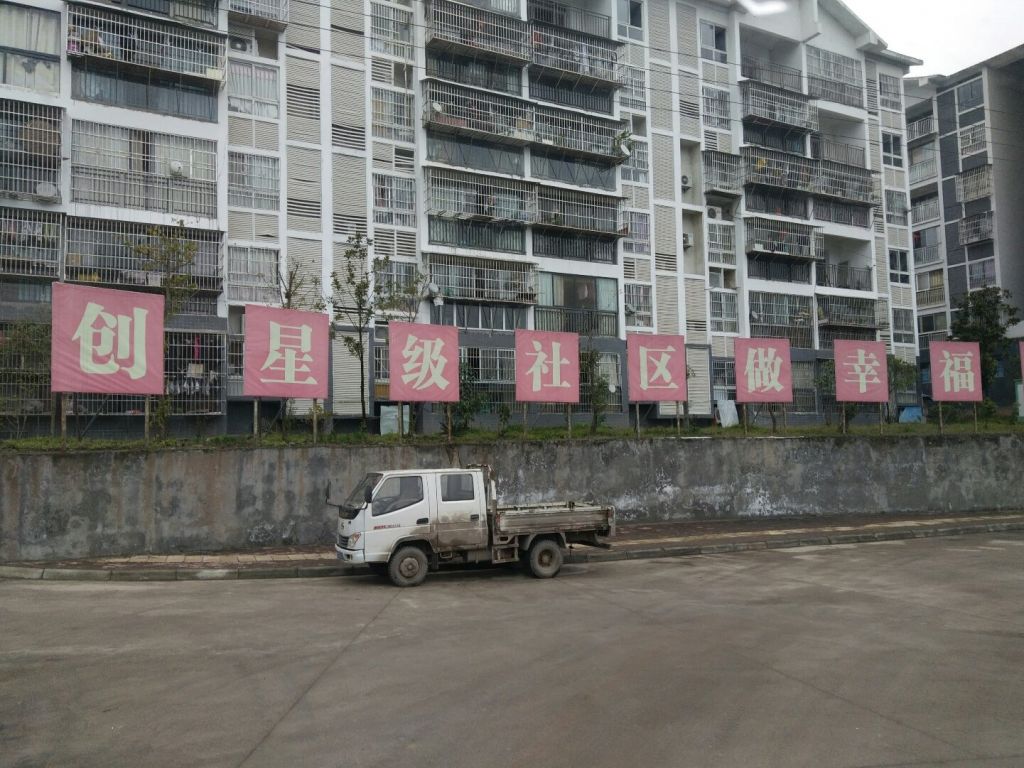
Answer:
[707, 206, 724, 220]
[682, 232, 692, 248]
[229, 36, 253, 53]
[34, 181, 58, 200]
[680, 174, 691, 190]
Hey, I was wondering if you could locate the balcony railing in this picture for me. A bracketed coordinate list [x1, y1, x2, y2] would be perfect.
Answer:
[816, 264, 872, 291]
[745, 216, 821, 260]
[71, 167, 218, 218]
[534, 306, 618, 337]
[916, 286, 946, 307]
[742, 147, 816, 194]
[911, 197, 940, 224]
[955, 166, 992, 203]
[534, 107, 624, 160]
[536, 186, 622, 235]
[426, 0, 530, 63]
[0, 100, 62, 203]
[702, 151, 742, 195]
[0, 208, 62, 278]
[423, 80, 534, 144]
[528, 0, 611, 39]
[740, 81, 817, 132]
[907, 116, 935, 142]
[741, 57, 803, 93]
[533, 230, 616, 263]
[814, 161, 874, 204]
[959, 211, 994, 245]
[428, 252, 537, 303]
[747, 256, 812, 285]
[909, 158, 937, 185]
[811, 199, 871, 228]
[530, 25, 620, 85]
[913, 243, 941, 267]
[811, 136, 866, 168]
[228, 0, 288, 28]
[67, 4, 227, 84]
[807, 75, 864, 109]
[427, 167, 535, 223]
[817, 295, 876, 328]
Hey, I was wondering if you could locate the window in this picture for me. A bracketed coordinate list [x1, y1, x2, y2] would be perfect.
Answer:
[533, 151, 617, 191]
[623, 283, 652, 327]
[0, 4, 60, 94]
[619, 141, 649, 184]
[617, 0, 644, 40]
[702, 87, 730, 130]
[72, 67, 218, 122]
[440, 473, 475, 502]
[885, 190, 908, 226]
[968, 259, 996, 289]
[621, 65, 646, 111]
[918, 313, 947, 335]
[373, 174, 416, 227]
[710, 291, 738, 333]
[372, 88, 414, 142]
[622, 212, 650, 254]
[227, 246, 279, 303]
[370, 3, 412, 59]
[228, 61, 280, 118]
[882, 133, 903, 168]
[956, 78, 983, 111]
[375, 260, 418, 294]
[889, 249, 910, 284]
[700, 21, 727, 63]
[431, 302, 528, 331]
[371, 475, 423, 516]
[427, 135, 522, 176]
[879, 74, 902, 111]
[228, 153, 279, 210]
[892, 309, 914, 344]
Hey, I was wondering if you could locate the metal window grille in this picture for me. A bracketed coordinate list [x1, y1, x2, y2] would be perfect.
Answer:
[372, 88, 414, 143]
[427, 167, 534, 222]
[707, 222, 736, 265]
[958, 124, 986, 157]
[71, 120, 217, 217]
[536, 187, 621, 235]
[534, 306, 618, 337]
[817, 295, 876, 328]
[621, 211, 650, 254]
[67, 4, 227, 83]
[816, 263, 872, 291]
[910, 196, 940, 224]
[710, 291, 738, 332]
[227, 60, 279, 118]
[745, 188, 807, 219]
[432, 301, 528, 332]
[373, 173, 416, 228]
[955, 166, 992, 203]
[535, 107, 624, 159]
[528, 0, 611, 38]
[740, 82, 816, 131]
[744, 217, 820, 259]
[814, 160, 873, 204]
[427, 133, 524, 176]
[371, 3, 413, 59]
[427, 253, 536, 303]
[0, 99, 61, 202]
[0, 321, 51, 421]
[623, 283, 652, 326]
[620, 65, 646, 110]
[373, 343, 390, 383]
[532, 230, 616, 263]
[740, 57, 803, 93]
[165, 331, 224, 415]
[968, 259, 996, 290]
[817, 326, 875, 351]
[916, 281, 945, 308]
[959, 211, 994, 245]
[428, 218, 526, 254]
[457, 346, 515, 413]
[529, 74, 614, 115]
[427, 52, 522, 95]
[424, 80, 533, 142]
[907, 116, 935, 142]
[375, 259, 418, 296]
[702, 86, 730, 129]
[748, 291, 813, 348]
[742, 146, 816, 194]
[426, 0, 530, 62]
[702, 151, 741, 195]
[746, 256, 811, 285]
[890, 308, 914, 344]
[879, 74, 902, 111]
[885, 190, 908, 226]
[909, 157, 937, 185]
[229, 152, 279, 210]
[712, 358, 735, 402]
[811, 199, 871, 228]
[228, 245, 278, 303]
[620, 140, 648, 183]
[914, 243, 941, 267]
[228, 0, 289, 25]
[531, 25, 620, 84]
[810, 136, 866, 168]
[806, 46, 864, 108]
[65, 218, 222, 291]
[0, 207, 62, 278]
[576, 352, 622, 412]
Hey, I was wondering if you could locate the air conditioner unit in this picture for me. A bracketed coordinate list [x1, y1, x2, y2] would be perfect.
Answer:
[680, 174, 691, 190]
[707, 206, 724, 220]
[169, 160, 188, 178]
[682, 232, 692, 248]
[34, 181, 58, 200]
[229, 36, 252, 53]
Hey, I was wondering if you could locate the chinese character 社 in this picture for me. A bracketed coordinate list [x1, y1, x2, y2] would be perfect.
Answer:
[842, 348, 882, 394]
[639, 345, 677, 391]
[744, 346, 784, 394]
[72, 301, 149, 380]
[260, 321, 317, 385]
[940, 350, 975, 393]
[401, 334, 450, 390]
[526, 340, 570, 392]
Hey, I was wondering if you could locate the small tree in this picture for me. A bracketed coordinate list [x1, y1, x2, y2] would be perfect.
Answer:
[0, 319, 51, 438]
[580, 345, 610, 435]
[951, 287, 1021, 396]
[814, 359, 856, 429]
[451, 367, 487, 435]
[279, 262, 326, 311]
[887, 354, 918, 421]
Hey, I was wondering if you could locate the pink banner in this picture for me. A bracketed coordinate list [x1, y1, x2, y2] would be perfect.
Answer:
[734, 338, 793, 403]
[930, 341, 983, 402]
[243, 305, 329, 399]
[389, 323, 460, 402]
[515, 330, 579, 403]
[834, 340, 889, 403]
[627, 333, 687, 403]
[51, 283, 165, 395]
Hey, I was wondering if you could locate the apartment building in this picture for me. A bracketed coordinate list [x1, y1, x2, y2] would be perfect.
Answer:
[905, 45, 1024, 398]
[0, 0, 919, 435]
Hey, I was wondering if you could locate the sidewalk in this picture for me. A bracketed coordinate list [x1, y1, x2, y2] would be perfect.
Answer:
[2, 511, 1022, 582]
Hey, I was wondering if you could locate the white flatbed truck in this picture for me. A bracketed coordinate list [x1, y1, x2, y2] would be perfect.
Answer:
[329, 466, 614, 587]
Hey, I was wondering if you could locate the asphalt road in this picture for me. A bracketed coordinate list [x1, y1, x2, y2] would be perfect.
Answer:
[2, 534, 1022, 768]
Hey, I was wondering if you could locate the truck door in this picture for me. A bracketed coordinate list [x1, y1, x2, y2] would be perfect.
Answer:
[363, 474, 433, 560]
[434, 471, 488, 552]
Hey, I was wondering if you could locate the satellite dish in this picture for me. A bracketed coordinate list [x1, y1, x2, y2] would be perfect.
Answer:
[426, 282, 440, 296]
[618, 144, 631, 158]
[169, 160, 187, 177]
[431, 101, 444, 114]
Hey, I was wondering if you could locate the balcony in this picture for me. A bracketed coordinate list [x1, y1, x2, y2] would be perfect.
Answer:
[67, 4, 227, 85]
[534, 306, 618, 337]
[747, 256, 811, 285]
[959, 211, 994, 245]
[816, 264, 872, 291]
[916, 286, 946, 307]
[745, 216, 821, 260]
[955, 166, 992, 203]
[811, 199, 871, 228]
[427, 167, 535, 224]
[811, 136, 865, 168]
[533, 230, 616, 263]
[913, 243, 941, 267]
[530, 25, 620, 85]
[907, 116, 935, 143]
[909, 158, 937, 186]
[534, 107, 625, 161]
[426, 0, 530, 64]
[702, 151, 742, 196]
[807, 75, 864, 109]
[814, 161, 873, 205]
[748, 291, 814, 348]
[528, 0, 611, 39]
[0, 208, 62, 279]
[0, 100, 61, 203]
[423, 80, 534, 145]
[911, 197, 940, 224]
[427, 253, 537, 303]
[536, 186, 622, 235]
[228, 0, 288, 29]
[740, 82, 817, 132]
[742, 147, 816, 194]
[741, 57, 803, 93]
[817, 295, 877, 328]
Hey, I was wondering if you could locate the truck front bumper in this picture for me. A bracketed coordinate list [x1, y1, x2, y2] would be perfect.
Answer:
[335, 546, 367, 564]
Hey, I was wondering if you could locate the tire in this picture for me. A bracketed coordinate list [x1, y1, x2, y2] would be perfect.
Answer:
[527, 539, 563, 579]
[388, 546, 429, 588]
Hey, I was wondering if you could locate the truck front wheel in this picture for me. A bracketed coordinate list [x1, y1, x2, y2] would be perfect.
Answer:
[527, 539, 563, 579]
[388, 546, 428, 587]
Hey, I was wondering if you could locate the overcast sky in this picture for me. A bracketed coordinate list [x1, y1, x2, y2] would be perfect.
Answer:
[843, 0, 1022, 76]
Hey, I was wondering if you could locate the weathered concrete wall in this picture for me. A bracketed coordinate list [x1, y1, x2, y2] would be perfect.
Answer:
[2, 435, 1022, 561]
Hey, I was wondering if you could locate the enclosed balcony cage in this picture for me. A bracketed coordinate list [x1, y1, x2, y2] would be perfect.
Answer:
[907, 116, 935, 143]
[744, 217, 821, 260]
[534, 107, 625, 160]
[806, 46, 864, 109]
[748, 291, 813, 349]
[742, 146, 816, 194]
[707, 221, 736, 265]
[740, 57, 804, 93]
[815, 263, 872, 291]
[533, 230, 616, 263]
[426, 167, 535, 223]
[228, 0, 288, 29]
[816, 295, 877, 328]
[535, 186, 622, 235]
[0, 208, 62, 279]
[814, 160, 873, 205]
[955, 165, 992, 203]
[67, 4, 227, 84]
[0, 99, 61, 203]
[426, 0, 530, 63]
[703, 151, 742, 195]
[810, 136, 866, 169]
[227, 245, 279, 304]
[527, 0, 611, 39]
[959, 211, 994, 245]
[810, 199, 871, 228]
[426, 252, 537, 303]
[740, 81, 817, 132]
[529, 24, 621, 85]
[423, 79, 534, 144]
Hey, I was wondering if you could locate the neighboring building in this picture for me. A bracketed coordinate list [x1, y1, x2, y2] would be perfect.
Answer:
[0, 0, 919, 436]
[905, 45, 1024, 398]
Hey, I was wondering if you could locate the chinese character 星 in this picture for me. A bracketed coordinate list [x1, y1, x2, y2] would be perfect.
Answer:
[72, 301, 149, 380]
[940, 350, 975, 393]
[260, 322, 316, 384]
[526, 340, 570, 392]
[744, 346, 784, 394]
[842, 349, 881, 394]
[639, 345, 677, 390]
[401, 334, 450, 390]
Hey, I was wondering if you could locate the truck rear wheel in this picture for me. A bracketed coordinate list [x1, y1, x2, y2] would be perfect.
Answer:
[527, 539, 563, 579]
[388, 546, 428, 587]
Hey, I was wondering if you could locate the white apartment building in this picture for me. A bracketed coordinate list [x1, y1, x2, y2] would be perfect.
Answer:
[0, 0, 919, 435]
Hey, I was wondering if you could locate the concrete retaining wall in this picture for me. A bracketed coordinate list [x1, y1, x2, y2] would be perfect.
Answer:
[2, 435, 1021, 561]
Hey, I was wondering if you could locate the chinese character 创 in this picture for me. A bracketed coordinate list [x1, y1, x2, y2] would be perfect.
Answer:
[72, 301, 149, 380]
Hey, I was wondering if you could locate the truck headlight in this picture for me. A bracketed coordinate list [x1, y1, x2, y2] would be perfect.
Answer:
[347, 532, 361, 548]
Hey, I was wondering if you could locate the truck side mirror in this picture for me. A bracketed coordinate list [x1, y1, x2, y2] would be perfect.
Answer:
[364, 486, 374, 504]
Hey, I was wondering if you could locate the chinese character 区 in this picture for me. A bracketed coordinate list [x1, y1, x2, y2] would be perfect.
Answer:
[842, 349, 882, 394]
[940, 350, 975, 393]
[526, 340, 570, 392]
[745, 346, 784, 393]
[72, 301, 149, 380]
[401, 334, 450, 390]
[639, 345, 677, 390]
[260, 322, 316, 384]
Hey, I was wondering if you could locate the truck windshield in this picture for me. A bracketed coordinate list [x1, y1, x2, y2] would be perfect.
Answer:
[340, 473, 382, 518]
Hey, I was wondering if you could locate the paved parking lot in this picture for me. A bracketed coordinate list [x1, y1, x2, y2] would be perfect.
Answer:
[2, 533, 1022, 768]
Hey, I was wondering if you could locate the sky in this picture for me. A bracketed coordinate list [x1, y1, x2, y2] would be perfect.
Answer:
[842, 0, 1023, 76]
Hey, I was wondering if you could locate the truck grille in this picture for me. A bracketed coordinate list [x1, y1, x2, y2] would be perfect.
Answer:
[337, 533, 350, 548]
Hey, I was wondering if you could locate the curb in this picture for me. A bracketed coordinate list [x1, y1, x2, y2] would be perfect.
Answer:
[2, 521, 1022, 583]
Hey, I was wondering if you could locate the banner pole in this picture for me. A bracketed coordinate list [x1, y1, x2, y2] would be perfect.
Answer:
[253, 398, 259, 438]
[635, 402, 640, 439]
[782, 405, 787, 434]
[879, 403, 883, 435]
[61, 394, 68, 443]
[675, 403, 680, 436]
[313, 399, 318, 444]
[522, 402, 528, 439]
[974, 402, 979, 433]
[938, 402, 944, 435]
[742, 403, 748, 435]
[841, 404, 846, 435]
[144, 396, 151, 442]
[566, 404, 572, 439]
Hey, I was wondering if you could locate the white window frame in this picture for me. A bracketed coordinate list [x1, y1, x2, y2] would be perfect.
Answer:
[699, 21, 726, 63]
[888, 248, 910, 284]
[227, 60, 280, 119]
[882, 132, 903, 168]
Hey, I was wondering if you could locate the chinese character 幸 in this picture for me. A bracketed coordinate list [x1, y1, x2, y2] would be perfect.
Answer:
[842, 348, 882, 394]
